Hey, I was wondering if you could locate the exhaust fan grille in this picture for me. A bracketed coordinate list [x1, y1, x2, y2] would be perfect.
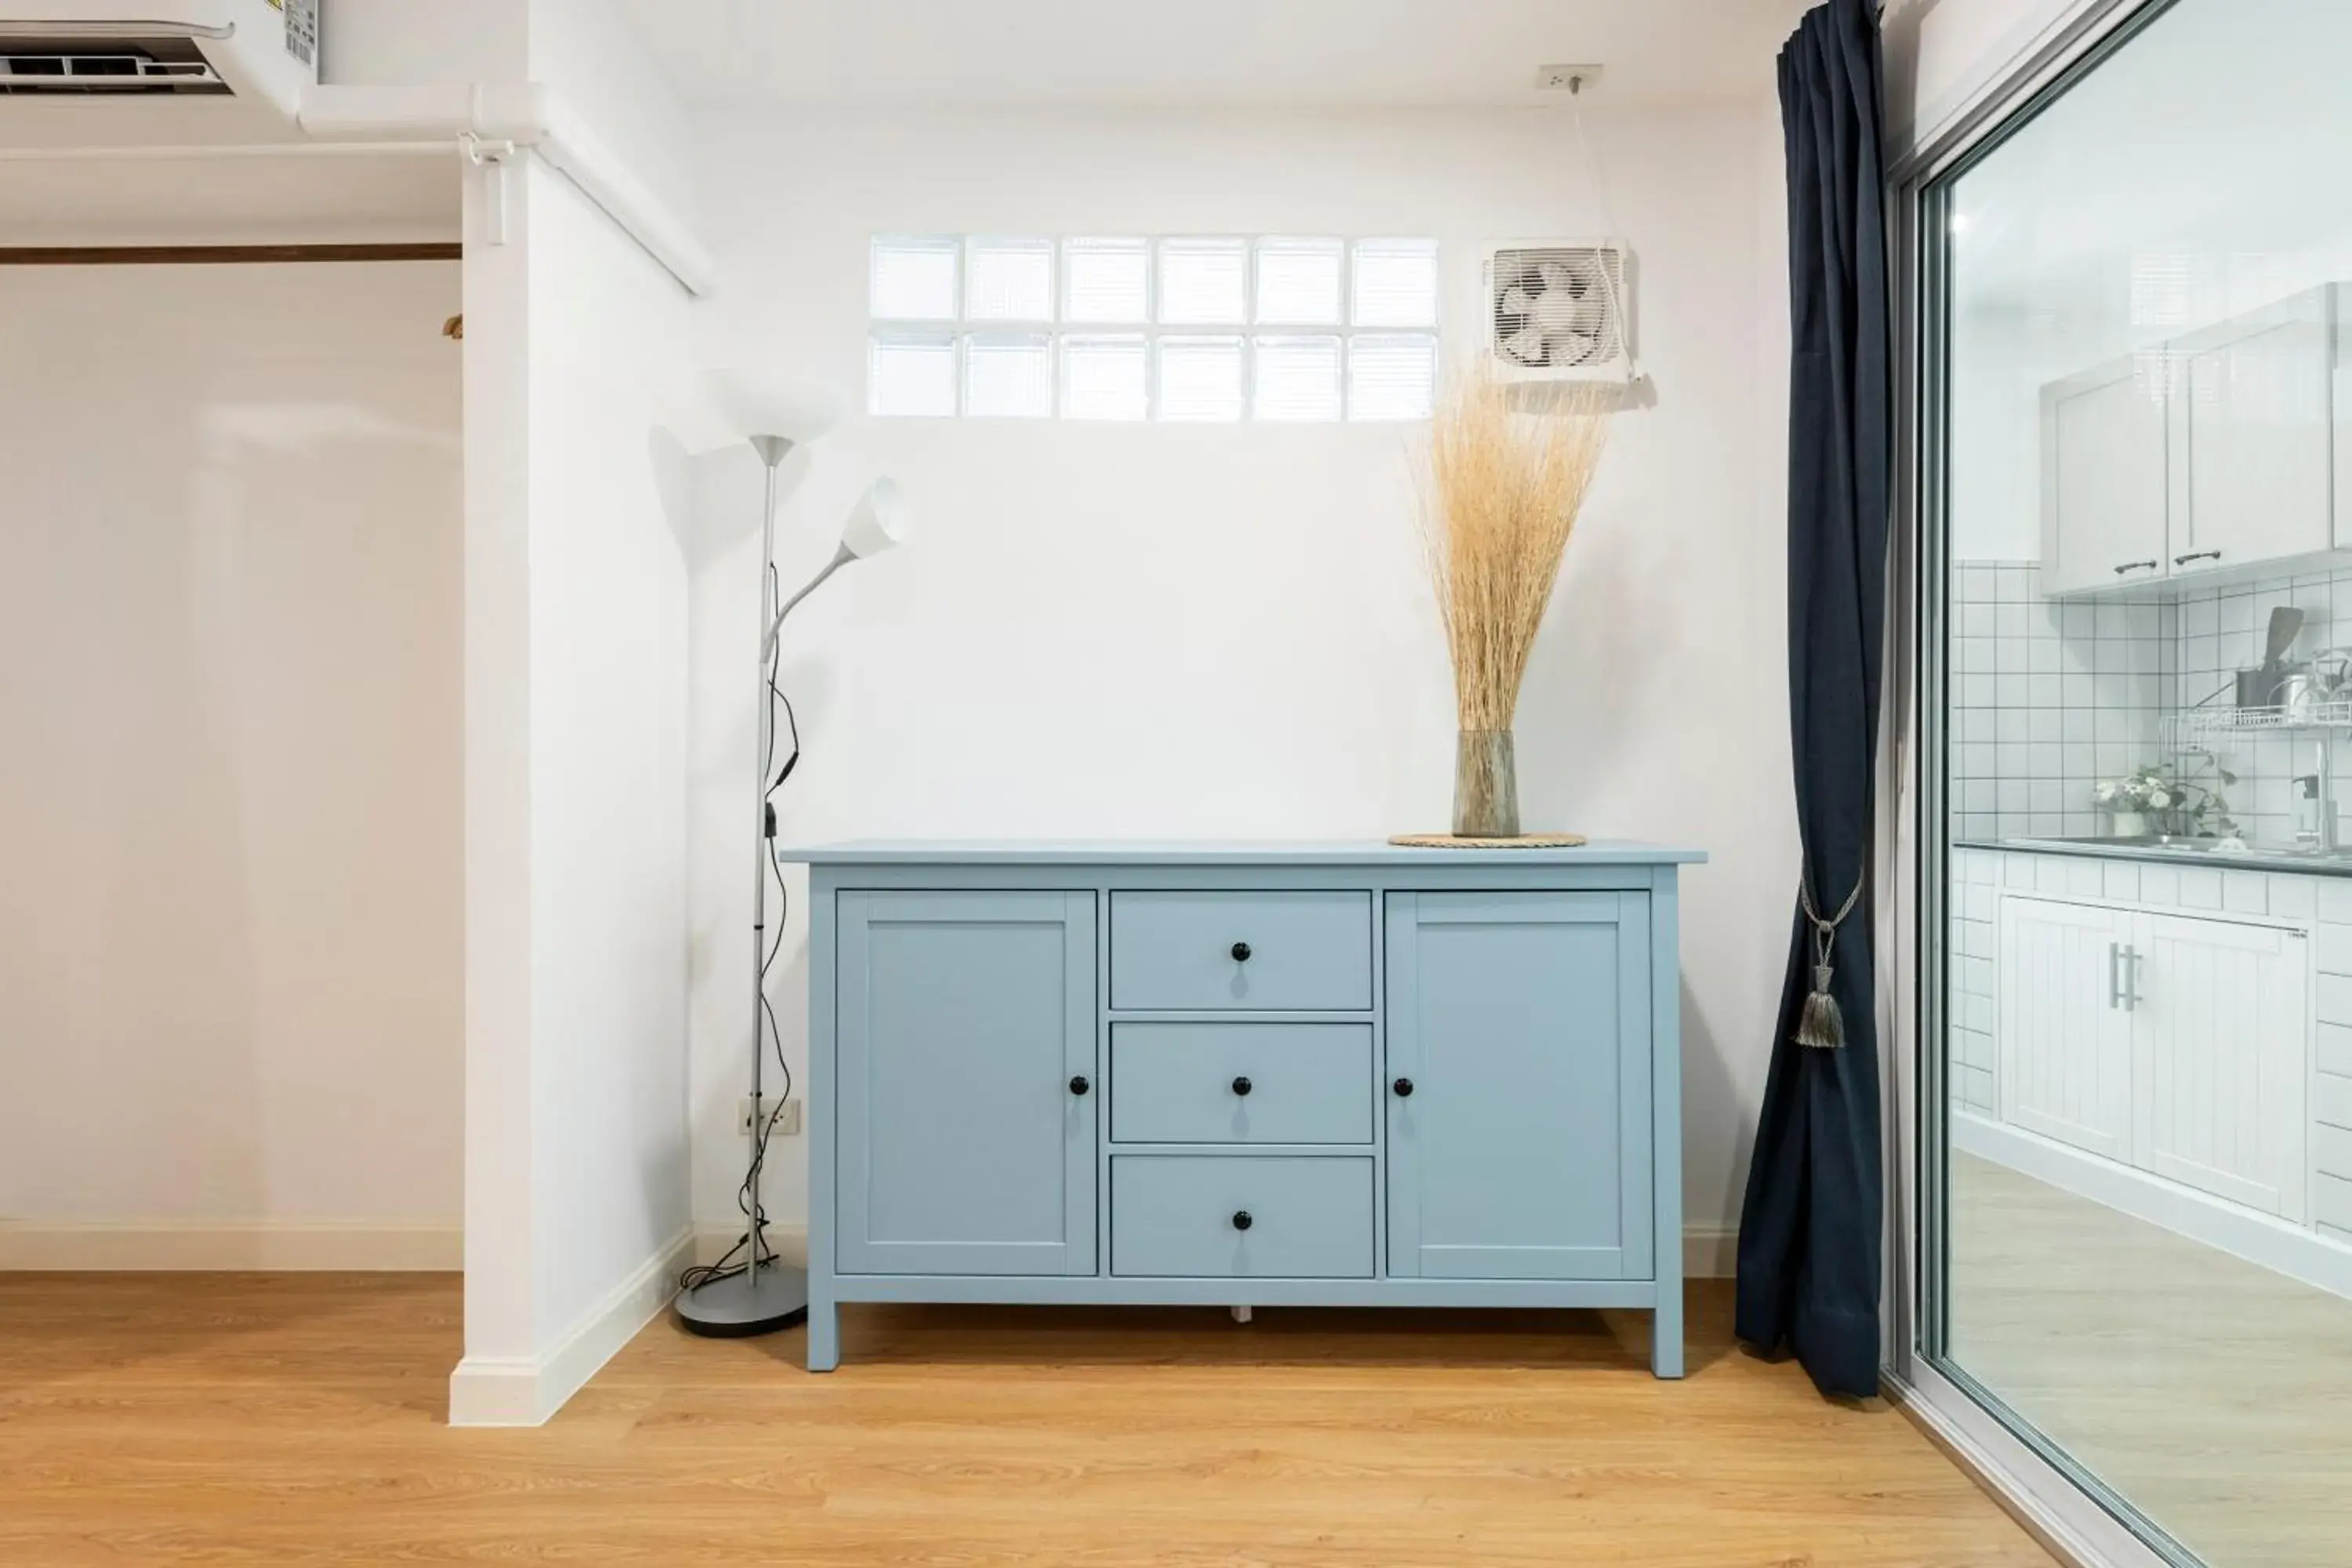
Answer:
[1487, 245, 1628, 375]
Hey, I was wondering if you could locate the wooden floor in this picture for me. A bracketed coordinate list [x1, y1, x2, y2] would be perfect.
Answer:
[0, 1272, 2053, 1566]
[1951, 1151, 2352, 1568]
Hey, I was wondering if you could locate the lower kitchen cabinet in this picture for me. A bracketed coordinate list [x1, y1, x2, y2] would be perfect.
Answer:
[1996, 892, 2308, 1219]
[803, 842, 1703, 1377]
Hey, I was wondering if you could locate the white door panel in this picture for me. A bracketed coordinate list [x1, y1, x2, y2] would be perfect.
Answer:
[2132, 912, 2309, 1219]
[1998, 896, 2135, 1160]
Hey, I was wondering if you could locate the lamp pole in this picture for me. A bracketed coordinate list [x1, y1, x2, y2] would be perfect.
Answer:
[676, 434, 809, 1336]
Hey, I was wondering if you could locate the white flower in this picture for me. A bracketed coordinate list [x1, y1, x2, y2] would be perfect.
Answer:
[2147, 788, 2172, 808]
[2093, 782, 2115, 804]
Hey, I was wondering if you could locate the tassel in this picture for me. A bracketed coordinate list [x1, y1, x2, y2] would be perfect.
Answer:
[1795, 867, 1865, 1051]
[1796, 963, 1845, 1049]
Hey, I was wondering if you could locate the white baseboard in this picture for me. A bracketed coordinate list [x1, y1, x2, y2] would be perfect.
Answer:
[1955, 1111, 2352, 1301]
[0, 1219, 462, 1272]
[688, 1223, 1738, 1278]
[448, 1226, 695, 1428]
[1682, 1224, 1737, 1279]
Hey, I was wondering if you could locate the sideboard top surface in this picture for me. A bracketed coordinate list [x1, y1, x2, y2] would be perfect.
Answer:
[789, 839, 1706, 867]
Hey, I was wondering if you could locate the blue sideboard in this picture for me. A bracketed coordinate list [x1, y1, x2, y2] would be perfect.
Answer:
[797, 840, 1705, 1377]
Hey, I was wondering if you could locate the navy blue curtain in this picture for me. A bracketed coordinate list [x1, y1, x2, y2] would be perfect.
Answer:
[1735, 0, 1892, 1401]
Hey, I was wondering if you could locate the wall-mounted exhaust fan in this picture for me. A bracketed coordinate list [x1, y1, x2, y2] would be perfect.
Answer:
[1482, 241, 1632, 384]
[0, 0, 317, 116]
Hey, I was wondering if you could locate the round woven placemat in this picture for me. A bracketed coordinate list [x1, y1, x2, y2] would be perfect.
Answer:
[1388, 832, 1588, 849]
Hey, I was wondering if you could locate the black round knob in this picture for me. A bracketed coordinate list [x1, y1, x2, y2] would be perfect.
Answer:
[1231, 1210, 1254, 1232]
[1231, 1075, 1253, 1097]
[1069, 1074, 1091, 1096]
[1231, 941, 1252, 962]
[1392, 1076, 1414, 1098]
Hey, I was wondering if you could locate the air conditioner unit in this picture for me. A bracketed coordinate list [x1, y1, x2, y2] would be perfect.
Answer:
[1482, 240, 1634, 384]
[0, 0, 316, 117]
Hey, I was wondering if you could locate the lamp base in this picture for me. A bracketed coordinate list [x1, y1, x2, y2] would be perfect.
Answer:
[674, 1261, 809, 1338]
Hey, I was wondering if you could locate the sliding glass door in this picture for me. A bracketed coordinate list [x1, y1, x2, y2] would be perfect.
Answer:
[1922, 2, 2352, 1562]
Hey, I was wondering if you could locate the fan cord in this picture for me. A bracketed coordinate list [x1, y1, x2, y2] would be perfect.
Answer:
[1566, 78, 1641, 386]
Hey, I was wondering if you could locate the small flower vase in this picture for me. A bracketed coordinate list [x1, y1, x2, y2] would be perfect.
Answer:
[1454, 729, 1520, 838]
[2108, 809, 2148, 839]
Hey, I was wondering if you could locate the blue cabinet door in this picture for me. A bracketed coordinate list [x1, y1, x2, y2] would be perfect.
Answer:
[837, 891, 1098, 1276]
[1385, 891, 1653, 1280]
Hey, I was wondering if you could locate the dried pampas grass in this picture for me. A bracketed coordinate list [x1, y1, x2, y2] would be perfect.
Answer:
[1420, 368, 1613, 733]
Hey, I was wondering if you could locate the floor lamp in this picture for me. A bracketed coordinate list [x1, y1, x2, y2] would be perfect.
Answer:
[677, 378, 908, 1338]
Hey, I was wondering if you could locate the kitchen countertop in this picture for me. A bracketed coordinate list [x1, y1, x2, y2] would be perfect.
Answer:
[1957, 837, 2352, 879]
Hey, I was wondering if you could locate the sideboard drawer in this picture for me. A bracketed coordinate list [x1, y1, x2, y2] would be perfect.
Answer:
[1110, 891, 1372, 1011]
[1111, 1023, 1373, 1145]
[1111, 1156, 1374, 1278]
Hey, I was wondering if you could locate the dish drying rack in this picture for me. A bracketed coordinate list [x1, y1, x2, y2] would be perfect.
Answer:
[2165, 696, 2352, 746]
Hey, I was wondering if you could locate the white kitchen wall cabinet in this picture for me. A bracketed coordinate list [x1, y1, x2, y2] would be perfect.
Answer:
[2038, 362, 2169, 595]
[2172, 292, 2336, 579]
[2133, 912, 2308, 1219]
[1999, 895, 2136, 1158]
[2038, 284, 2352, 596]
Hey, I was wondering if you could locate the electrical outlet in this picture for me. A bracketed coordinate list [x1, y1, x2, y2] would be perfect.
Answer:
[1535, 63, 1604, 93]
[738, 1097, 803, 1137]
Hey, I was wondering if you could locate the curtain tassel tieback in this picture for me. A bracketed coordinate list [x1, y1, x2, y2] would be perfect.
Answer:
[1795, 867, 1866, 1050]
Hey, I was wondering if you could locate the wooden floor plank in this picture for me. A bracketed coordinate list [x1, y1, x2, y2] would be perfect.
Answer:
[0, 1272, 2053, 1566]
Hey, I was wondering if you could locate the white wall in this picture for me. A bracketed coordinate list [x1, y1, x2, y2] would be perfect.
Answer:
[684, 103, 1798, 1252]
[0, 261, 463, 1262]
[452, 151, 697, 1421]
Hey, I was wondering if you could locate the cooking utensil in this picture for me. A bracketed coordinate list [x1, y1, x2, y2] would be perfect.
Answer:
[2256, 605, 2307, 698]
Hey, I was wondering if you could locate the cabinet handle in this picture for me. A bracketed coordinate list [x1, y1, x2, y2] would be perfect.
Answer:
[2174, 550, 2221, 566]
[1392, 1076, 1414, 1098]
[2122, 945, 2141, 1014]
[1068, 1074, 1091, 1096]
[2112, 560, 2160, 575]
[1231, 1075, 1253, 1097]
[1230, 941, 1252, 962]
[2107, 942, 2122, 1011]
[1231, 1210, 1254, 1232]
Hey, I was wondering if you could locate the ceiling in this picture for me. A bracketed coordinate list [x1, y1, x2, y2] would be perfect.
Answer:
[1951, 0, 2352, 325]
[615, 0, 1813, 110]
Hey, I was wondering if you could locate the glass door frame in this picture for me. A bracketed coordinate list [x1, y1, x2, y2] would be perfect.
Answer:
[1888, 1, 2216, 1564]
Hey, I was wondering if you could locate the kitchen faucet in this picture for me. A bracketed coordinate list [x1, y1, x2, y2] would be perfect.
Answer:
[2296, 737, 2339, 853]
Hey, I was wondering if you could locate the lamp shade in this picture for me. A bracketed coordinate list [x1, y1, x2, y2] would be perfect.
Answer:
[706, 369, 844, 449]
[838, 477, 907, 559]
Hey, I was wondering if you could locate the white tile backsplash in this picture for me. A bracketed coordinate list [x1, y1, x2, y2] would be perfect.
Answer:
[1949, 560, 2170, 840]
[1953, 557, 2352, 848]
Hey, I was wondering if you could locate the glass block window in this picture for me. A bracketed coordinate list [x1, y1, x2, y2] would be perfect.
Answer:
[1348, 332, 1439, 422]
[1255, 238, 1345, 325]
[1063, 238, 1151, 324]
[964, 333, 1053, 418]
[869, 234, 1438, 419]
[868, 332, 957, 418]
[869, 235, 960, 321]
[1061, 334, 1149, 421]
[964, 237, 1054, 322]
[1254, 336, 1344, 420]
[1157, 336, 1246, 422]
[1351, 238, 1440, 328]
[1156, 238, 1249, 325]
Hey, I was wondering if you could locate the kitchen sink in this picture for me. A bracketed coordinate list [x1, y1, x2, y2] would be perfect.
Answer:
[2005, 834, 2352, 862]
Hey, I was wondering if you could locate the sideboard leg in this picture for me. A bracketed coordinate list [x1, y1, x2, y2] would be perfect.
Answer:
[807, 1296, 840, 1372]
[1650, 1283, 1684, 1380]
[1229, 1305, 1253, 1324]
